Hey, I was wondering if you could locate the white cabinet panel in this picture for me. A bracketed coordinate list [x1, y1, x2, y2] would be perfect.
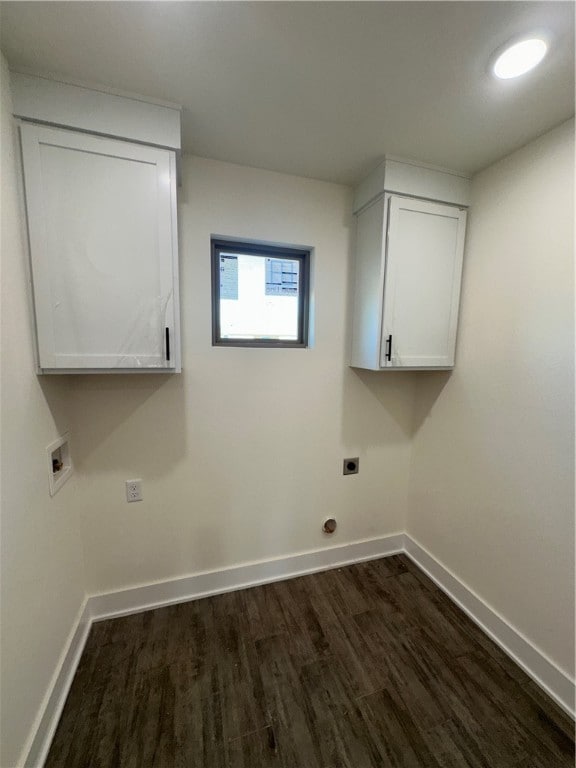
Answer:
[350, 199, 387, 369]
[20, 124, 180, 372]
[381, 197, 466, 368]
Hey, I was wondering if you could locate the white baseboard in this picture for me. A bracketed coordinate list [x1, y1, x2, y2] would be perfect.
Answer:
[404, 534, 576, 718]
[88, 533, 406, 621]
[21, 599, 92, 768]
[23, 531, 575, 767]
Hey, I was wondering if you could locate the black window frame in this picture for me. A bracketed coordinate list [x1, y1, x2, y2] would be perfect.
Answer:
[211, 238, 310, 348]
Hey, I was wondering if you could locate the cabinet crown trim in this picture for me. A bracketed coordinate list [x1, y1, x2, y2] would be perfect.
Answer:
[353, 155, 471, 213]
[11, 72, 181, 151]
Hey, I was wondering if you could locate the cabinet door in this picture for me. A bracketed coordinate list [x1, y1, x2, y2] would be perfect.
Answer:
[381, 196, 466, 368]
[20, 124, 179, 371]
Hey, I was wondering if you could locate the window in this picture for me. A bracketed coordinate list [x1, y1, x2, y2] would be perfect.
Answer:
[211, 239, 310, 347]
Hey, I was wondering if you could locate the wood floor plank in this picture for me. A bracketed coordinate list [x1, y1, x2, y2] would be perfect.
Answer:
[255, 635, 324, 765]
[322, 614, 391, 697]
[314, 566, 372, 618]
[226, 726, 281, 768]
[423, 719, 493, 768]
[44, 555, 575, 768]
[313, 708, 390, 768]
[354, 688, 444, 767]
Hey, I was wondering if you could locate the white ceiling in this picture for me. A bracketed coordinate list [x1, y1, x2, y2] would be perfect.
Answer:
[1, 1, 574, 185]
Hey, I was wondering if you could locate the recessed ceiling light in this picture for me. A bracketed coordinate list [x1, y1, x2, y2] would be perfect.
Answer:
[492, 38, 548, 79]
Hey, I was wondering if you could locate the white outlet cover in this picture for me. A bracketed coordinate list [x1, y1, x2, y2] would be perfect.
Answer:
[126, 479, 143, 502]
[46, 433, 73, 496]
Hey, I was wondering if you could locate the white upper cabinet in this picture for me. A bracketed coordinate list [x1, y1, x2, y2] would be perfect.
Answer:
[20, 123, 181, 373]
[350, 157, 470, 370]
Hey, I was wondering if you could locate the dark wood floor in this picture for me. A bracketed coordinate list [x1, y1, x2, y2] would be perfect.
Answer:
[46, 555, 574, 768]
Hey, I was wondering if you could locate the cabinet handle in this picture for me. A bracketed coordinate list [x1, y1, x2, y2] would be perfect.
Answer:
[385, 334, 392, 362]
[165, 327, 171, 362]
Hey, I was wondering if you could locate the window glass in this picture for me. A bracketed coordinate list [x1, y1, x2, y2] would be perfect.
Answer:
[212, 240, 309, 347]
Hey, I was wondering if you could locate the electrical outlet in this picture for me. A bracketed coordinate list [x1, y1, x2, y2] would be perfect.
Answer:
[125, 479, 143, 502]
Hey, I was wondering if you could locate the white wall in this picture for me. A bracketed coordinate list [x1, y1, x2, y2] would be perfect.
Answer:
[408, 120, 575, 678]
[72, 156, 415, 594]
[0, 56, 87, 767]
